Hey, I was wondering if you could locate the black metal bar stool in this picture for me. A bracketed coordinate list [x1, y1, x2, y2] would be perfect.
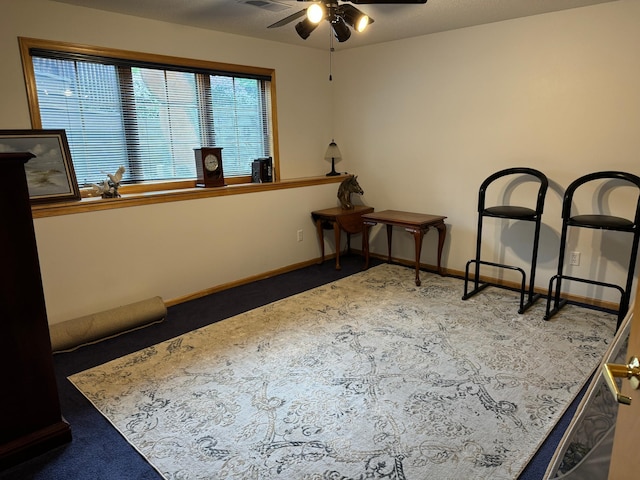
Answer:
[463, 167, 548, 313]
[544, 171, 640, 331]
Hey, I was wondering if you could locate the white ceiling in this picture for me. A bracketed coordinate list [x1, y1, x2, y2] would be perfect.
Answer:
[52, 0, 619, 51]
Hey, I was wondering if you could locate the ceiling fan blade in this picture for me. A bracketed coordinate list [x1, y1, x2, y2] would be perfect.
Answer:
[267, 9, 307, 29]
[346, 0, 427, 4]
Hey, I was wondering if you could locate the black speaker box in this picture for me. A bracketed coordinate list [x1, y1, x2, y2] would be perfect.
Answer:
[251, 157, 273, 183]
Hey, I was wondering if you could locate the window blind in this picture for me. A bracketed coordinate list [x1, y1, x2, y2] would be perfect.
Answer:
[30, 48, 273, 186]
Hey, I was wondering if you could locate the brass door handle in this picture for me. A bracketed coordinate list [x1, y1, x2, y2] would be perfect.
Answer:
[603, 356, 640, 405]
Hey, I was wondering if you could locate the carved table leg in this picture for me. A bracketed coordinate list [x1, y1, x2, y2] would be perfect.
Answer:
[333, 221, 341, 270]
[315, 219, 325, 265]
[385, 224, 393, 263]
[435, 221, 446, 275]
[407, 227, 425, 286]
[363, 221, 376, 269]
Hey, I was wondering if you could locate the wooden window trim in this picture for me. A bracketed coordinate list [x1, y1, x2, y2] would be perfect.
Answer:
[19, 37, 281, 203]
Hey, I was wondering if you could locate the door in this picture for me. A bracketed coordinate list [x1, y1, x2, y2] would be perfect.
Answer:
[608, 281, 640, 479]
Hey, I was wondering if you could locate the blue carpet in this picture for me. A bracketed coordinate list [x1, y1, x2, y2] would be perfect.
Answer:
[0, 256, 575, 479]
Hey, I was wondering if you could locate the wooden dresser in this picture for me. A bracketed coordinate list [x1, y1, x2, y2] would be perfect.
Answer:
[0, 152, 71, 469]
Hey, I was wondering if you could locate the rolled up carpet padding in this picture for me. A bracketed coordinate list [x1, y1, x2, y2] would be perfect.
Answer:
[50, 296, 167, 353]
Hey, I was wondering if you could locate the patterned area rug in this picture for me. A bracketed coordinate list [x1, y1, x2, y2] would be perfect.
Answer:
[69, 264, 616, 480]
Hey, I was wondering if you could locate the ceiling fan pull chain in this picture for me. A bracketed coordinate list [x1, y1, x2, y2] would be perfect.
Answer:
[329, 28, 334, 81]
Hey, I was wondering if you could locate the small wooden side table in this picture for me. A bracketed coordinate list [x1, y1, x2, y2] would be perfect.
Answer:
[311, 205, 374, 270]
[362, 210, 447, 286]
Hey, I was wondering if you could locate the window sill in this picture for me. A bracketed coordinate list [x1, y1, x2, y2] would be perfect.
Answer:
[31, 174, 350, 218]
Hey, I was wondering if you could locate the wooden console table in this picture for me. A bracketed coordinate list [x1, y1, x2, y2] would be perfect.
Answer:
[362, 210, 447, 286]
[311, 205, 374, 270]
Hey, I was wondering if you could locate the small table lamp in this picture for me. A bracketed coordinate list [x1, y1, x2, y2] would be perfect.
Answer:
[324, 140, 342, 176]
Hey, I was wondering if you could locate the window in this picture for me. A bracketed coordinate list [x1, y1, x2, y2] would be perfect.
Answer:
[20, 38, 276, 188]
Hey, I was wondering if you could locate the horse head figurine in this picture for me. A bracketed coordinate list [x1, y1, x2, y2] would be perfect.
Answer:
[337, 175, 364, 209]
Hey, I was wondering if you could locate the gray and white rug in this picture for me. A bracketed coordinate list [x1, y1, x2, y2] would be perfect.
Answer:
[69, 264, 616, 479]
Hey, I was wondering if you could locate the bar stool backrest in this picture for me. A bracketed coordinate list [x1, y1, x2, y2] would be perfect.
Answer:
[561, 171, 640, 229]
[478, 167, 549, 219]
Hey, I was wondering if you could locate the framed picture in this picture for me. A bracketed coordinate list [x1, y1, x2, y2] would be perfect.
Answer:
[0, 129, 80, 203]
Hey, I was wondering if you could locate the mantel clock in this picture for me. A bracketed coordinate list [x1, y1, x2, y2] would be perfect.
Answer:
[194, 147, 225, 188]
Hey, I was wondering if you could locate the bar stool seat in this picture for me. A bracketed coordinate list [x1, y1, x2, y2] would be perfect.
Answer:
[569, 215, 634, 230]
[484, 206, 539, 218]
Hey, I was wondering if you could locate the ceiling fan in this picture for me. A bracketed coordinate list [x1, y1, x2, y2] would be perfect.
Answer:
[268, 0, 428, 43]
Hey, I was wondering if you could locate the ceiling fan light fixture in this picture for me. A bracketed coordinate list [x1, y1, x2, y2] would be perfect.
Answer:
[270, 0, 421, 43]
[306, 4, 324, 24]
[295, 18, 319, 40]
[342, 6, 372, 33]
[331, 16, 351, 43]
[354, 15, 371, 32]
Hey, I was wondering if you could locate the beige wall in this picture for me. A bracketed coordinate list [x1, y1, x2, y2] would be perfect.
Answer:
[335, 0, 640, 302]
[32, 186, 340, 323]
[2, 0, 639, 324]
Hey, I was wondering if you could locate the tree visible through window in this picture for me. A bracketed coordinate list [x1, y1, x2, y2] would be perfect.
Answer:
[21, 39, 275, 187]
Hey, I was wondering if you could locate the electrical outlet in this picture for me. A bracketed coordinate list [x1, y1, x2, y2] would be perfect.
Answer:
[297, 229, 303, 242]
[569, 251, 581, 266]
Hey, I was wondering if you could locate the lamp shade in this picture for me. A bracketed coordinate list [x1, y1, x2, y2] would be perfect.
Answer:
[324, 141, 342, 162]
[324, 140, 342, 176]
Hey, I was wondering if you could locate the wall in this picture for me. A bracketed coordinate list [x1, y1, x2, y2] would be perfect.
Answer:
[32, 185, 340, 323]
[335, 0, 640, 303]
[1, 0, 338, 324]
[2, 0, 639, 324]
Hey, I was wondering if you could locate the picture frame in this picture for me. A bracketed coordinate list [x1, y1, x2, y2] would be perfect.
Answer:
[0, 129, 80, 203]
